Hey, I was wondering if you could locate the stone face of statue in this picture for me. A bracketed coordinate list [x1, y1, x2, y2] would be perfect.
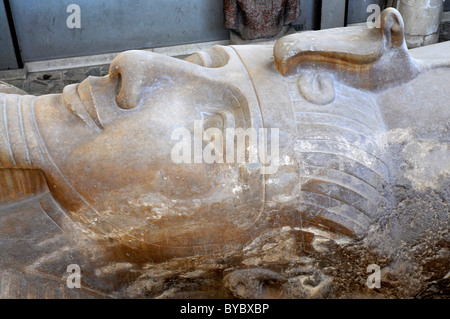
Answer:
[1, 47, 273, 261]
[0, 8, 448, 299]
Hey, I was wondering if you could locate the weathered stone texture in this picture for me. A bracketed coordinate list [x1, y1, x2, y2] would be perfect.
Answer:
[398, 0, 445, 48]
[0, 8, 448, 299]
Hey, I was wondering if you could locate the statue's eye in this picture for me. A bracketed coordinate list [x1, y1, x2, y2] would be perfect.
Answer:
[184, 46, 230, 68]
[202, 112, 224, 132]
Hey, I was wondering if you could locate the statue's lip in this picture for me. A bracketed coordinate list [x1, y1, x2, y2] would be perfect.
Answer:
[62, 77, 105, 133]
[77, 76, 105, 130]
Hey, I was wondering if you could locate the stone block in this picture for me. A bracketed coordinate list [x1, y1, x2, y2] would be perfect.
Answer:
[399, 1, 444, 35]
[405, 34, 425, 48]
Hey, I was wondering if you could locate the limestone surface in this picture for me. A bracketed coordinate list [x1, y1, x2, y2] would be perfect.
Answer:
[0, 8, 448, 299]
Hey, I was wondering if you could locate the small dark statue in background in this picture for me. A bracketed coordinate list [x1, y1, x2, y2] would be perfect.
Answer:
[224, 0, 301, 40]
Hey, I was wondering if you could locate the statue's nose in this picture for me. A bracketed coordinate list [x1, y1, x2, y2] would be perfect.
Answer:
[109, 50, 161, 110]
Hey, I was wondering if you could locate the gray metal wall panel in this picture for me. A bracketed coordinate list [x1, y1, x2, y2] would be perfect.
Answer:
[292, 0, 320, 30]
[9, 0, 229, 62]
[0, 1, 18, 70]
[347, 0, 386, 24]
[321, 0, 347, 29]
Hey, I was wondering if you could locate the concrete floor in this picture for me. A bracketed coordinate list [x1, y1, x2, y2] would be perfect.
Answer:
[0, 50, 190, 96]
[1, 56, 188, 96]
[3, 64, 111, 96]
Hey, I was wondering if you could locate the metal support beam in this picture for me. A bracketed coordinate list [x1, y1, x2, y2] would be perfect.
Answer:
[0, 0, 19, 70]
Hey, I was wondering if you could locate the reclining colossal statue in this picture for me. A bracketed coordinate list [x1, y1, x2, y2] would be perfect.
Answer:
[0, 8, 448, 298]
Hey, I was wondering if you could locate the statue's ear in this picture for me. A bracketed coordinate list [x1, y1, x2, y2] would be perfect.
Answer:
[379, 7, 405, 49]
[297, 70, 336, 105]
